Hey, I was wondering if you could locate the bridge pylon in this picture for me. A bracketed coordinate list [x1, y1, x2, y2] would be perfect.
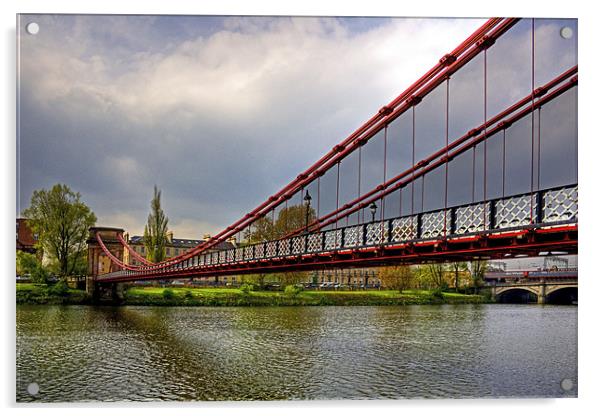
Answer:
[87, 226, 126, 303]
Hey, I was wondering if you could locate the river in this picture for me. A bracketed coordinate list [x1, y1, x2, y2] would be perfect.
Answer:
[16, 304, 577, 401]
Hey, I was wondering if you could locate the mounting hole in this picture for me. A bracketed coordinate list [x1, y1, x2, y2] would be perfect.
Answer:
[560, 26, 573, 40]
[26, 22, 40, 35]
[27, 382, 39, 396]
[560, 378, 574, 391]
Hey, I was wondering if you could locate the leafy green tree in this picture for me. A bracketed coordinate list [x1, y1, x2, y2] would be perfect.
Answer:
[416, 263, 448, 290]
[242, 273, 267, 289]
[379, 265, 414, 292]
[22, 184, 96, 277]
[248, 204, 316, 242]
[279, 271, 307, 287]
[143, 186, 169, 262]
[16, 251, 49, 283]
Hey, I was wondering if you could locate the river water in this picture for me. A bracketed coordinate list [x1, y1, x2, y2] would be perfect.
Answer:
[16, 304, 577, 402]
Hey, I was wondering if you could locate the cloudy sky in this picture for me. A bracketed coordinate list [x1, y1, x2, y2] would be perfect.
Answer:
[17, 15, 489, 238]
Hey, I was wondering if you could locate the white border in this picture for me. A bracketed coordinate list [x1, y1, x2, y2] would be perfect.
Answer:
[2, 0, 601, 415]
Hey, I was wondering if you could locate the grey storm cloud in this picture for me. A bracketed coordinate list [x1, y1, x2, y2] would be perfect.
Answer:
[16, 15, 576, 239]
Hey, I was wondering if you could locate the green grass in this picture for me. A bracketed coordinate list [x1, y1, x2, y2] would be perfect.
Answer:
[123, 287, 486, 307]
[16, 282, 88, 305]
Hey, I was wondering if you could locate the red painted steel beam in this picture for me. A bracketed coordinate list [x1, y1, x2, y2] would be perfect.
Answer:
[96, 227, 577, 283]
[95, 233, 137, 271]
[117, 233, 153, 266]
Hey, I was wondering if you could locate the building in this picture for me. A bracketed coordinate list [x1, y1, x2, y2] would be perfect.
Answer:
[309, 268, 381, 288]
[16, 218, 38, 254]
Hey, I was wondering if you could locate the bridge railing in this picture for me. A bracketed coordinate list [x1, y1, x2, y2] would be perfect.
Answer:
[98, 183, 577, 280]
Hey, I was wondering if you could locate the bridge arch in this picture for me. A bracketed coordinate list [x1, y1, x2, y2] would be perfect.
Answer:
[495, 287, 539, 303]
[545, 286, 578, 305]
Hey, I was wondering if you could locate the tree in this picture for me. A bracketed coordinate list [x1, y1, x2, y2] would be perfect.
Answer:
[279, 271, 306, 287]
[241, 273, 267, 289]
[22, 184, 96, 277]
[16, 251, 49, 283]
[469, 260, 488, 294]
[248, 204, 316, 243]
[143, 186, 169, 263]
[379, 265, 414, 292]
[450, 261, 468, 292]
[416, 263, 448, 290]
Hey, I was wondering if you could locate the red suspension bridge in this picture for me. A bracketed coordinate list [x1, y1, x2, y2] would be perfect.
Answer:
[87, 18, 578, 290]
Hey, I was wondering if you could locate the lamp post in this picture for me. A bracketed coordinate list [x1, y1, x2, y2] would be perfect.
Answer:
[304, 190, 312, 234]
[369, 201, 378, 222]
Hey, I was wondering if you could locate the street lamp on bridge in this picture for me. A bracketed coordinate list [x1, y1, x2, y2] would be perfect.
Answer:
[304, 190, 312, 234]
[369, 201, 378, 223]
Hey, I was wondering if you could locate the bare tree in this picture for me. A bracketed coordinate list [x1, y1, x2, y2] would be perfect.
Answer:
[450, 262, 468, 292]
[469, 260, 488, 294]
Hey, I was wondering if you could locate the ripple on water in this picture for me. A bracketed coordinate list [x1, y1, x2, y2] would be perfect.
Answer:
[16, 304, 577, 401]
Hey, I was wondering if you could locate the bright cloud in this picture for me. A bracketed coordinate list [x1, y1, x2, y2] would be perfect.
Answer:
[18, 15, 486, 237]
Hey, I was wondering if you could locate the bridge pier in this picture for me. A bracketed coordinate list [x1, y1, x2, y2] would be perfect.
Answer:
[86, 278, 125, 304]
[85, 276, 99, 303]
[111, 283, 125, 304]
[537, 284, 547, 305]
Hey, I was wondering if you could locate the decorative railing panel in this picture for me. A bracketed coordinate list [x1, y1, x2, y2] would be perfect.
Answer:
[543, 186, 578, 222]
[307, 233, 323, 252]
[291, 236, 305, 255]
[495, 194, 537, 229]
[235, 247, 244, 262]
[365, 222, 388, 245]
[421, 210, 451, 239]
[255, 243, 265, 259]
[324, 229, 343, 250]
[278, 239, 291, 256]
[390, 216, 418, 242]
[266, 241, 277, 258]
[343, 225, 363, 248]
[455, 203, 490, 234]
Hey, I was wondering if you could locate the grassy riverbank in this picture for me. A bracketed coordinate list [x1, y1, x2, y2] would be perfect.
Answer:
[16, 283, 89, 305]
[16, 283, 487, 306]
[124, 287, 487, 306]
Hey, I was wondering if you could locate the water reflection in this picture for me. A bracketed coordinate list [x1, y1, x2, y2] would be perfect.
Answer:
[17, 304, 577, 402]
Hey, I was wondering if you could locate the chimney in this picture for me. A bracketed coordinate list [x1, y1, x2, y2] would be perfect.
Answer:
[166, 231, 173, 243]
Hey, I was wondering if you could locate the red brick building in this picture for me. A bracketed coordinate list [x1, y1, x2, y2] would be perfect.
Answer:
[16, 218, 38, 254]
